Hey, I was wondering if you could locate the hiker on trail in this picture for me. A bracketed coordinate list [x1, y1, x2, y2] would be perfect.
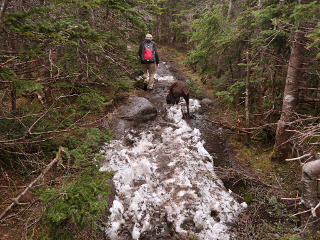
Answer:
[138, 33, 159, 91]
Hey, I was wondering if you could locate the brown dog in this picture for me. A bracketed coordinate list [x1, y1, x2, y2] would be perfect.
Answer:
[166, 81, 190, 116]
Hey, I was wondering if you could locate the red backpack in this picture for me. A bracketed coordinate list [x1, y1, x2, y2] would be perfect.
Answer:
[143, 42, 155, 62]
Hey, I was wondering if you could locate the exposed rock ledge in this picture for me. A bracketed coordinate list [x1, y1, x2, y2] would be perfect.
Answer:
[108, 95, 157, 138]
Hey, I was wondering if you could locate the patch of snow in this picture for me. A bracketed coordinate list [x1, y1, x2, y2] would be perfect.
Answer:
[100, 90, 245, 240]
[154, 73, 175, 82]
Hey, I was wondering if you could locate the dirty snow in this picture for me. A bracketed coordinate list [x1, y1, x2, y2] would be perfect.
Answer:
[100, 64, 245, 239]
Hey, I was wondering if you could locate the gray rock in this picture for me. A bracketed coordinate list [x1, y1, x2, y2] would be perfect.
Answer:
[118, 95, 157, 122]
[108, 96, 157, 139]
[201, 98, 214, 107]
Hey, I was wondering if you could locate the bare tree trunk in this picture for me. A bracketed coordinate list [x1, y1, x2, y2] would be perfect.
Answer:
[227, 0, 232, 20]
[245, 50, 250, 143]
[272, 31, 304, 160]
[0, 0, 9, 31]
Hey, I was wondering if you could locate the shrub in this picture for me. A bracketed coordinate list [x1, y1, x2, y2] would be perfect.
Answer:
[39, 165, 114, 240]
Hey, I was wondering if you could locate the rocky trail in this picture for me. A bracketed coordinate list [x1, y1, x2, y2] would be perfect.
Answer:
[99, 60, 246, 240]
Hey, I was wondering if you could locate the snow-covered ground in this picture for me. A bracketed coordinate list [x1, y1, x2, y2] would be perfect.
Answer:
[100, 66, 246, 240]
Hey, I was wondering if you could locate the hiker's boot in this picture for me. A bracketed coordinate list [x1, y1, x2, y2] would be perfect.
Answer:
[143, 82, 148, 91]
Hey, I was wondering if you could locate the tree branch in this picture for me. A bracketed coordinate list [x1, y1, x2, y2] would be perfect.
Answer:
[0, 146, 64, 221]
[285, 153, 312, 162]
[0, 56, 18, 68]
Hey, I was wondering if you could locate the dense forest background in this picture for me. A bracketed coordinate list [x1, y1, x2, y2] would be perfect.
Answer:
[0, 0, 319, 239]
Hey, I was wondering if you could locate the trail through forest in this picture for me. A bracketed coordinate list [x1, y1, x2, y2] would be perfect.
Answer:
[99, 60, 247, 240]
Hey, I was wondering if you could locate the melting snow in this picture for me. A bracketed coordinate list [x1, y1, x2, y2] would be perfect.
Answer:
[100, 97, 245, 239]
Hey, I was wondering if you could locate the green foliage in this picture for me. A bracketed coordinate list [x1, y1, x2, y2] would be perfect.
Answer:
[280, 234, 301, 240]
[76, 92, 108, 113]
[260, 29, 289, 48]
[215, 80, 246, 104]
[186, 79, 205, 100]
[307, 24, 320, 58]
[290, 2, 320, 26]
[267, 196, 286, 217]
[215, 91, 233, 104]
[187, 5, 237, 67]
[63, 127, 113, 167]
[0, 66, 17, 83]
[113, 77, 133, 92]
[228, 80, 246, 96]
[0, 0, 152, 166]
[39, 165, 114, 239]
[244, 193, 254, 204]
[183, 0, 319, 132]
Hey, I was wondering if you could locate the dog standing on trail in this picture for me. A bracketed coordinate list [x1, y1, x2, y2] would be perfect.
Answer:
[166, 81, 190, 117]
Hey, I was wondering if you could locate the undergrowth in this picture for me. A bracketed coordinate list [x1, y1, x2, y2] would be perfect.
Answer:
[36, 127, 114, 240]
[228, 139, 319, 240]
[39, 165, 113, 240]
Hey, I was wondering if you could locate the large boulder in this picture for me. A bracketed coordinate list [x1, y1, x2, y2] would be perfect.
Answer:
[118, 96, 157, 122]
[108, 95, 157, 138]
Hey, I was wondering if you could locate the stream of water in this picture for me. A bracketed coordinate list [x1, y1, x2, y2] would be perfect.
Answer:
[100, 62, 246, 240]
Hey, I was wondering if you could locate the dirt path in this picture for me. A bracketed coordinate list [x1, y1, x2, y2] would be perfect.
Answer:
[100, 61, 246, 240]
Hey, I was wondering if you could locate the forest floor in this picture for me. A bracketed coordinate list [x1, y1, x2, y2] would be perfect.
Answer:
[1, 46, 319, 240]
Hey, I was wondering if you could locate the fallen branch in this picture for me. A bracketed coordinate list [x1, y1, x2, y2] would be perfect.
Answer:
[291, 209, 311, 217]
[0, 146, 64, 221]
[311, 201, 320, 217]
[285, 153, 312, 162]
[0, 56, 17, 68]
[204, 118, 251, 134]
[292, 202, 320, 218]
[281, 197, 301, 201]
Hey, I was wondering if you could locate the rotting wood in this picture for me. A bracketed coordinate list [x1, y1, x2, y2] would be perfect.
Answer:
[0, 146, 64, 221]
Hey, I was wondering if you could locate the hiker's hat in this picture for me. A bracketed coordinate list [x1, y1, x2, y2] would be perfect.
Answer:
[145, 33, 153, 40]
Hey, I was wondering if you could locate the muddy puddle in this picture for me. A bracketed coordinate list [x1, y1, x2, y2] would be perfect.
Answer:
[99, 61, 246, 240]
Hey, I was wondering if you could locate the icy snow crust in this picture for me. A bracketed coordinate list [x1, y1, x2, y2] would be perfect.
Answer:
[100, 71, 244, 239]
